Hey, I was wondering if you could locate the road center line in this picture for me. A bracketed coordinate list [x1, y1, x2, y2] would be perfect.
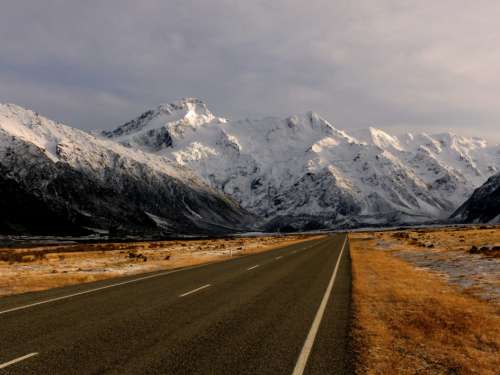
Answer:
[0, 352, 38, 369]
[0, 238, 323, 316]
[0, 263, 211, 316]
[247, 264, 260, 271]
[179, 284, 211, 297]
[292, 235, 348, 375]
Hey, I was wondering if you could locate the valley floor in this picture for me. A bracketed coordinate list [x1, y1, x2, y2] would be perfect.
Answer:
[0, 234, 320, 297]
[2, 226, 499, 373]
[350, 225, 500, 374]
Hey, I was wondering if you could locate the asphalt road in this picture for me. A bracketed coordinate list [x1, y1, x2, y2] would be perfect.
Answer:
[0, 234, 353, 374]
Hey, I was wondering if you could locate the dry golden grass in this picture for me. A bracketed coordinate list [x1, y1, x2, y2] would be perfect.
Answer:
[369, 226, 500, 304]
[0, 234, 323, 297]
[371, 225, 500, 257]
[350, 231, 500, 375]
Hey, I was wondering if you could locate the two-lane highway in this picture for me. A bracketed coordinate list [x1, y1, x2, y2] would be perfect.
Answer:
[0, 234, 353, 374]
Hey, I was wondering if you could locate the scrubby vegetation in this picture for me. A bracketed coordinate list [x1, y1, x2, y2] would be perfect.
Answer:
[351, 229, 500, 374]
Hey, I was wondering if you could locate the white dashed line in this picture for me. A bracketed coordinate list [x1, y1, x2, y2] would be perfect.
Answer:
[0, 239, 324, 316]
[0, 263, 211, 315]
[275, 256, 283, 260]
[179, 284, 212, 297]
[0, 353, 38, 369]
[247, 265, 260, 271]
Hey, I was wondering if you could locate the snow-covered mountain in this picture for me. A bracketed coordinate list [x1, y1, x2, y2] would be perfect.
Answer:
[103, 98, 500, 230]
[2, 98, 497, 235]
[0, 103, 254, 236]
[451, 172, 500, 224]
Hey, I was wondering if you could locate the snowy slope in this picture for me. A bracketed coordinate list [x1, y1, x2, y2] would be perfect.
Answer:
[0, 103, 254, 235]
[2, 98, 495, 234]
[354, 128, 500, 209]
[104, 98, 500, 230]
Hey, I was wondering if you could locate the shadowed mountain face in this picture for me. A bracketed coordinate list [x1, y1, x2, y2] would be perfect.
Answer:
[2, 98, 500, 236]
[104, 98, 500, 230]
[0, 103, 255, 236]
[451, 173, 500, 224]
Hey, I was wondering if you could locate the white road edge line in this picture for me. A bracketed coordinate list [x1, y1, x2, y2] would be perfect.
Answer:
[0, 352, 38, 369]
[247, 264, 260, 271]
[0, 263, 211, 316]
[179, 284, 211, 297]
[292, 235, 348, 375]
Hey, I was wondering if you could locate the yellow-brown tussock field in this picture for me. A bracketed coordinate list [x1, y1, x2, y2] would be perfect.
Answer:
[0, 234, 322, 297]
[350, 226, 500, 375]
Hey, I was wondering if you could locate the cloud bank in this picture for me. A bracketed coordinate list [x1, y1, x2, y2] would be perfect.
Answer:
[1, 1, 499, 141]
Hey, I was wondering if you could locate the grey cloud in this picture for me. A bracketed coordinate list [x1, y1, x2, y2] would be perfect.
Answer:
[0, 0, 499, 141]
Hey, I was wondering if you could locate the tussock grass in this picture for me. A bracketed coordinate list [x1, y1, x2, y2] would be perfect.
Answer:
[350, 232, 500, 374]
[0, 235, 322, 296]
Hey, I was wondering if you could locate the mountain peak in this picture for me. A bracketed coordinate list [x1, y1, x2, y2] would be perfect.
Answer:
[157, 97, 210, 114]
[0, 102, 26, 112]
[155, 97, 217, 127]
[431, 132, 488, 149]
[103, 98, 219, 141]
[352, 126, 402, 150]
[0, 102, 42, 122]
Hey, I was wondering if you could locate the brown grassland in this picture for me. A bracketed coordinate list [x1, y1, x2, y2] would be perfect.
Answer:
[0, 234, 321, 297]
[350, 226, 500, 375]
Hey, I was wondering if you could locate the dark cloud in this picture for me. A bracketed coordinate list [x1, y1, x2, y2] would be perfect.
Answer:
[1, 0, 499, 141]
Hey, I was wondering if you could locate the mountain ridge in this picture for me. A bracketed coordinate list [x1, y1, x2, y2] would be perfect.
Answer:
[1, 98, 499, 235]
[102, 98, 500, 230]
[0, 102, 255, 236]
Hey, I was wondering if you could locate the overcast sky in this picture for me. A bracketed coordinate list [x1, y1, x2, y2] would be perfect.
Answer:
[1, 1, 499, 142]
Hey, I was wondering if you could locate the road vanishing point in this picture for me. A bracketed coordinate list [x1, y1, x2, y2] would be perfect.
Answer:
[0, 233, 353, 374]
